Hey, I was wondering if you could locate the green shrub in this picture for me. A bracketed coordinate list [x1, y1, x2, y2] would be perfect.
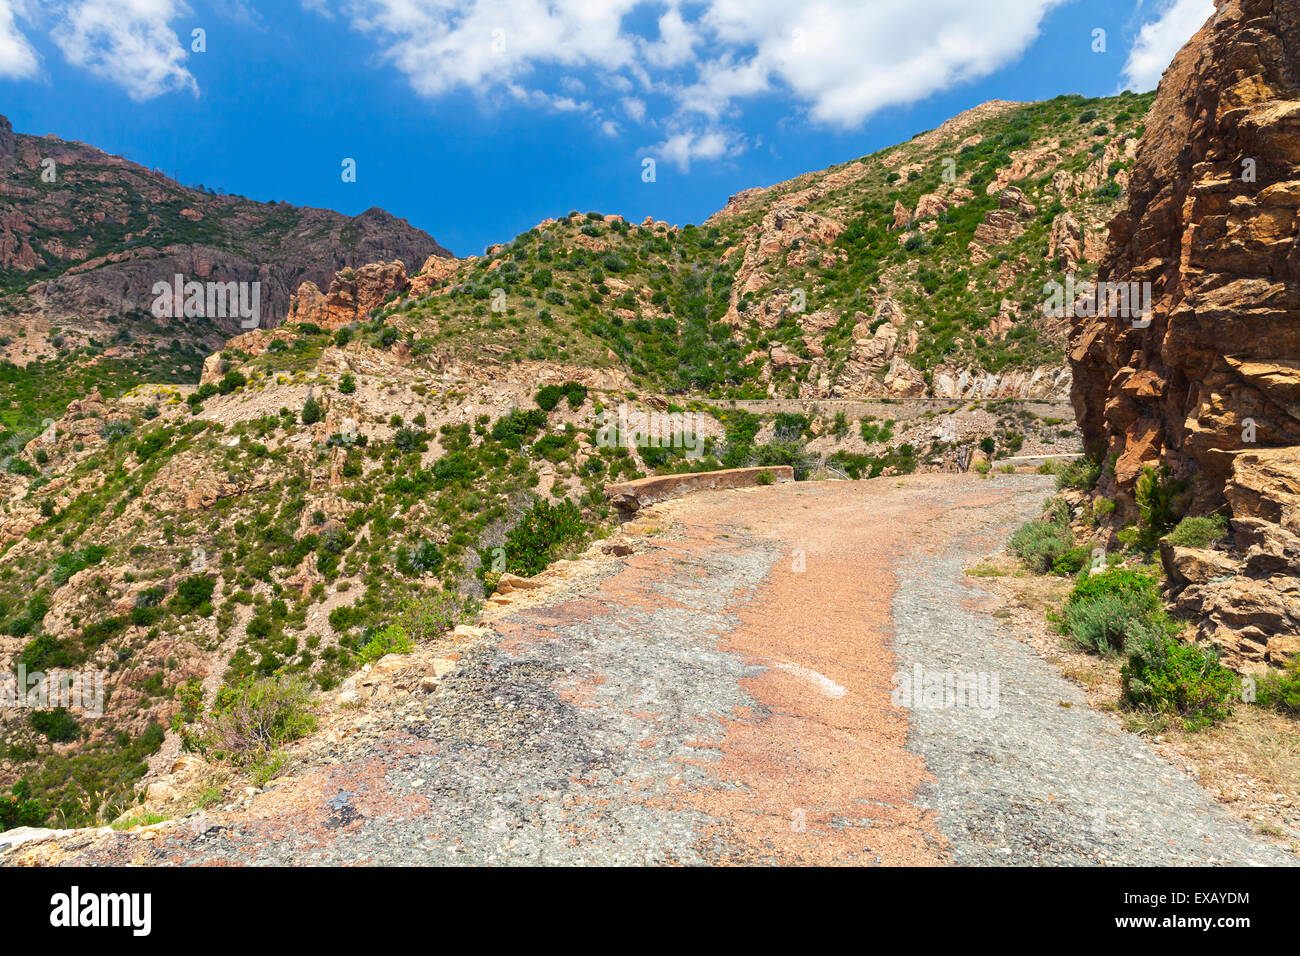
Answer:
[535, 381, 587, 411]
[301, 395, 323, 425]
[755, 469, 775, 486]
[1009, 502, 1073, 573]
[183, 675, 316, 763]
[50, 545, 109, 587]
[29, 707, 80, 743]
[0, 781, 49, 831]
[395, 592, 462, 643]
[497, 498, 587, 576]
[1064, 568, 1163, 653]
[218, 370, 247, 395]
[1065, 567, 1160, 609]
[491, 408, 547, 448]
[1051, 545, 1090, 577]
[357, 624, 413, 665]
[171, 574, 216, 616]
[1256, 656, 1300, 715]
[562, 382, 588, 408]
[338, 373, 357, 394]
[1064, 593, 1150, 654]
[1135, 464, 1184, 548]
[1122, 627, 1237, 729]
[535, 384, 564, 411]
[1056, 456, 1101, 491]
[1165, 514, 1228, 549]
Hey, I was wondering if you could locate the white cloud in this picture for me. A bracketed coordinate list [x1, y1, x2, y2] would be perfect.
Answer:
[52, 0, 197, 100]
[321, 0, 1081, 161]
[1121, 0, 1213, 91]
[621, 96, 646, 122]
[698, 0, 1067, 127]
[347, 0, 640, 97]
[653, 127, 740, 171]
[642, 4, 698, 68]
[0, 0, 38, 79]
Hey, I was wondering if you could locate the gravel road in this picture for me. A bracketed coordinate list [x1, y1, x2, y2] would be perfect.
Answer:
[36, 474, 1294, 866]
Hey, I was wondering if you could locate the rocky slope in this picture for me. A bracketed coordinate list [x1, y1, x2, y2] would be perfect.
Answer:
[0, 88, 1132, 829]
[354, 91, 1150, 402]
[1068, 0, 1300, 668]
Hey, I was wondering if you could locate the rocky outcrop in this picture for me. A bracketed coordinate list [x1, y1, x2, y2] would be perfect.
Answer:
[1047, 211, 1084, 268]
[1067, 0, 1300, 666]
[0, 115, 14, 167]
[288, 260, 410, 329]
[968, 207, 1026, 264]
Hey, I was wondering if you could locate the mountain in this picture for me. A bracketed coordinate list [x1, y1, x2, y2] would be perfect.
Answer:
[326, 89, 1151, 403]
[0, 114, 451, 482]
[0, 89, 1153, 829]
[1069, 0, 1300, 670]
[0, 114, 449, 335]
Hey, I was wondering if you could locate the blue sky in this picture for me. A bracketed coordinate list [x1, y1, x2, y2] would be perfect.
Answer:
[0, 0, 1212, 256]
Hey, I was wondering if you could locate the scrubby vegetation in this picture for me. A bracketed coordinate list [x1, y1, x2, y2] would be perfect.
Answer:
[1007, 494, 1246, 731]
[1121, 629, 1237, 731]
[0, 87, 1152, 828]
[1009, 499, 1075, 573]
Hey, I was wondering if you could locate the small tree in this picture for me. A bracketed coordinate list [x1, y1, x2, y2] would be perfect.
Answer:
[301, 395, 323, 425]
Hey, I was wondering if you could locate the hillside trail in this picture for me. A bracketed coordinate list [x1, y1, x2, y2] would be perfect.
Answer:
[33, 474, 1293, 865]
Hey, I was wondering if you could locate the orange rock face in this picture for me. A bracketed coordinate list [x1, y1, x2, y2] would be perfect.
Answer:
[288, 260, 410, 330]
[1069, 0, 1300, 667]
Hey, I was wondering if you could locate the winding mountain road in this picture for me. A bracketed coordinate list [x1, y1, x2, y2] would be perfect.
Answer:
[32, 474, 1293, 866]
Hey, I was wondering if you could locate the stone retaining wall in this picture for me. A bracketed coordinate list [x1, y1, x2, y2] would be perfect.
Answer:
[605, 466, 794, 515]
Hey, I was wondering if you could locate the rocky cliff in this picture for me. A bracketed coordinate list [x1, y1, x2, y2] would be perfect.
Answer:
[1068, 0, 1300, 668]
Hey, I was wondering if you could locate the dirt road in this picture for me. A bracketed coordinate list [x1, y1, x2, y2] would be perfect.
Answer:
[28, 474, 1294, 865]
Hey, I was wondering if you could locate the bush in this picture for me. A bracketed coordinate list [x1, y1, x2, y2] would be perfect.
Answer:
[356, 624, 413, 665]
[171, 574, 216, 616]
[396, 592, 462, 643]
[301, 395, 323, 425]
[1257, 656, 1300, 715]
[755, 469, 775, 486]
[1056, 456, 1101, 491]
[491, 408, 547, 448]
[29, 707, 80, 743]
[1063, 568, 1163, 653]
[1009, 502, 1073, 573]
[498, 498, 587, 576]
[1064, 593, 1150, 654]
[1065, 567, 1160, 609]
[184, 675, 316, 764]
[338, 373, 357, 394]
[535, 384, 564, 411]
[1165, 514, 1228, 549]
[0, 781, 49, 831]
[1122, 628, 1237, 729]
[1135, 464, 1184, 547]
[535, 381, 587, 412]
[396, 539, 443, 576]
[218, 370, 247, 395]
[1051, 545, 1090, 577]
